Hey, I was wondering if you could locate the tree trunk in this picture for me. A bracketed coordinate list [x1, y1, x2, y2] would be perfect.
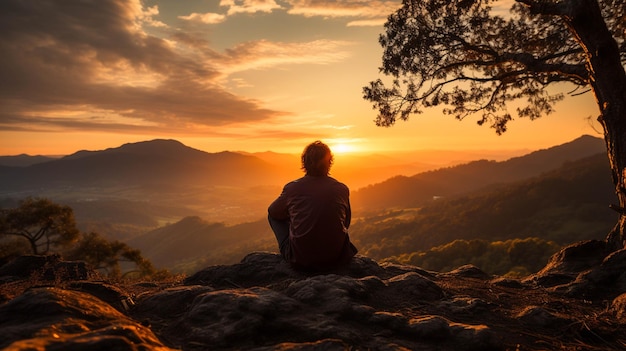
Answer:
[564, 0, 626, 250]
[29, 237, 39, 255]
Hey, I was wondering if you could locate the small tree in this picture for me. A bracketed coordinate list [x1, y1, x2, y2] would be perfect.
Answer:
[64, 232, 158, 278]
[0, 197, 79, 254]
[0, 198, 162, 279]
[364, 0, 625, 248]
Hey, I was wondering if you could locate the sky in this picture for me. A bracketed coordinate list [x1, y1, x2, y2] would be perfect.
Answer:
[0, 0, 602, 157]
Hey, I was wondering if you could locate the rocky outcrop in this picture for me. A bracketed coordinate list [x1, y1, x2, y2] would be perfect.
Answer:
[2, 250, 626, 350]
[525, 240, 626, 300]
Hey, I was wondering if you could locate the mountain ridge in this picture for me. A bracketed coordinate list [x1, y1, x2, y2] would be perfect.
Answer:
[352, 134, 606, 210]
[351, 152, 615, 263]
[63, 139, 197, 160]
[0, 154, 56, 167]
[0, 139, 282, 191]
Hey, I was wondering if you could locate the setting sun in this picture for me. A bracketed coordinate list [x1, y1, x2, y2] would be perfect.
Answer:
[332, 143, 355, 154]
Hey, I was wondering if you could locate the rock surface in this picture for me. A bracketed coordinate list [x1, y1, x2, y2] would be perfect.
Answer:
[2, 248, 626, 350]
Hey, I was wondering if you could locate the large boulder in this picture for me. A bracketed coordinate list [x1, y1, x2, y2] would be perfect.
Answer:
[524, 240, 610, 288]
[556, 248, 626, 299]
[0, 287, 174, 350]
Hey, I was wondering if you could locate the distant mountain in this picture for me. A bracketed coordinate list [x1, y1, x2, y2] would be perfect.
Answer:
[351, 152, 616, 260]
[0, 139, 284, 192]
[0, 154, 56, 167]
[352, 135, 606, 210]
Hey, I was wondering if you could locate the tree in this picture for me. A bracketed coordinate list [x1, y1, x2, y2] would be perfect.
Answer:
[0, 198, 163, 279]
[0, 197, 80, 254]
[364, 0, 625, 248]
[64, 232, 158, 278]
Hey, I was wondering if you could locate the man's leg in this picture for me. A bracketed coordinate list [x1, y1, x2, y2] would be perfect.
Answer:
[268, 214, 290, 258]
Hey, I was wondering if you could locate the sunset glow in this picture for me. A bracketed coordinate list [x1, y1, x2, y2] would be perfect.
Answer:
[0, 0, 600, 157]
[331, 143, 356, 154]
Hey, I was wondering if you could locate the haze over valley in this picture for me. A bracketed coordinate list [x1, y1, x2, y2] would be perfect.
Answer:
[0, 135, 613, 274]
[0, 138, 533, 227]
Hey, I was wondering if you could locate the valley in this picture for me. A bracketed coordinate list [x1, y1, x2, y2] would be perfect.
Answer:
[0, 135, 613, 276]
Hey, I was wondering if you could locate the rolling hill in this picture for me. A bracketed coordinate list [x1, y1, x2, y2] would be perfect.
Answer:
[126, 216, 275, 272]
[350, 152, 616, 261]
[351, 134, 606, 210]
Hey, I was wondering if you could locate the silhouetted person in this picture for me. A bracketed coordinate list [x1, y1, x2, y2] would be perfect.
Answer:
[268, 141, 357, 271]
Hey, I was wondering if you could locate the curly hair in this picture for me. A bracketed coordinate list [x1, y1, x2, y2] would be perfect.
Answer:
[301, 141, 333, 176]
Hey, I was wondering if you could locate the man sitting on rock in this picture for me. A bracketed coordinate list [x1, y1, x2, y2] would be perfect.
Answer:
[268, 141, 358, 272]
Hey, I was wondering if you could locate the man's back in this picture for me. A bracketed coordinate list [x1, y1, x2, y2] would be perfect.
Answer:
[268, 175, 356, 271]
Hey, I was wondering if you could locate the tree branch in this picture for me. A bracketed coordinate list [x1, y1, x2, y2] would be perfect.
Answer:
[516, 0, 578, 17]
[441, 32, 589, 83]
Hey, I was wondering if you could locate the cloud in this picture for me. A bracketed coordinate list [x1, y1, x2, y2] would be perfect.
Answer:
[178, 0, 282, 24]
[0, 0, 286, 134]
[216, 39, 353, 75]
[178, 12, 226, 24]
[0, 0, 393, 138]
[179, 0, 399, 26]
[286, 0, 400, 20]
[347, 19, 388, 27]
[140, 5, 168, 27]
[324, 124, 354, 130]
[220, 0, 282, 15]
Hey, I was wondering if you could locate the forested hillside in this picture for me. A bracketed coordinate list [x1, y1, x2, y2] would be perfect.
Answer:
[389, 237, 562, 277]
[350, 153, 616, 268]
[351, 135, 605, 210]
[126, 216, 275, 273]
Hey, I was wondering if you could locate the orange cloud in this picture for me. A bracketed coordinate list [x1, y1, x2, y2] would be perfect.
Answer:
[216, 39, 353, 75]
[286, 0, 400, 20]
[347, 19, 388, 27]
[220, 0, 282, 15]
[179, 1, 400, 25]
[0, 0, 286, 134]
[178, 12, 226, 24]
[0, 0, 398, 140]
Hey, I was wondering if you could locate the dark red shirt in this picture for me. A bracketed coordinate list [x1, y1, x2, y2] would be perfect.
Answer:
[268, 175, 357, 271]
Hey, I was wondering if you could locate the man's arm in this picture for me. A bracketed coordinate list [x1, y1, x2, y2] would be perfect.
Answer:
[268, 187, 290, 220]
[345, 203, 351, 229]
[344, 185, 351, 229]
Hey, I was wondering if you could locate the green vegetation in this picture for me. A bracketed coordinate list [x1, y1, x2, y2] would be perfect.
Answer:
[0, 197, 164, 279]
[388, 237, 561, 277]
[127, 216, 276, 273]
[0, 197, 79, 255]
[63, 232, 166, 279]
[351, 154, 616, 274]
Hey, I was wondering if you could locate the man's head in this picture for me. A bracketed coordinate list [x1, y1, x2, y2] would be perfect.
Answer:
[301, 141, 333, 176]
